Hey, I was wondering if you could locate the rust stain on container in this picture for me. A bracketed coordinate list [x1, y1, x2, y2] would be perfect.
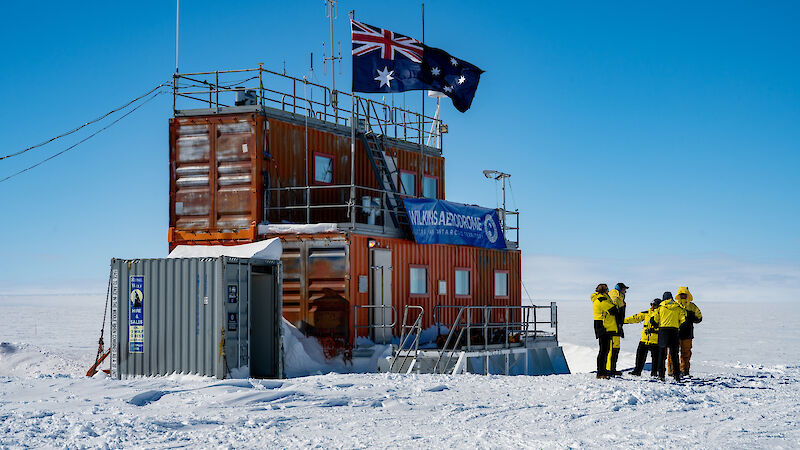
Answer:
[170, 111, 446, 248]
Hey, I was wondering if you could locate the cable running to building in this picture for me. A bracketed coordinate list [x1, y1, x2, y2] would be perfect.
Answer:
[0, 82, 169, 162]
[0, 88, 167, 184]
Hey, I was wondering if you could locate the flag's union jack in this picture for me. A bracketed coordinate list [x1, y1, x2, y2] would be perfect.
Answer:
[351, 20, 423, 63]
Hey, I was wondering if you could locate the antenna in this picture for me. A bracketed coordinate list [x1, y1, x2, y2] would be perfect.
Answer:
[175, 0, 180, 74]
[482, 170, 512, 233]
[323, 0, 342, 95]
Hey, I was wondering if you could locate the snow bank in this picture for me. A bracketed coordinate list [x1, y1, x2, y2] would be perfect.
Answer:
[167, 238, 282, 260]
[281, 318, 391, 377]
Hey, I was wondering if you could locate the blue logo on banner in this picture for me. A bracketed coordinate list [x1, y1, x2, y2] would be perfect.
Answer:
[403, 199, 506, 249]
[129, 275, 144, 353]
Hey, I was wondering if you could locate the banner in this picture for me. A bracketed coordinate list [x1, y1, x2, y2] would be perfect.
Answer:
[129, 275, 144, 353]
[403, 199, 506, 249]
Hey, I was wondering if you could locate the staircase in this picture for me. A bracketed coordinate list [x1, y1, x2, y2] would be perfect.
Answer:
[358, 131, 411, 235]
[388, 306, 424, 374]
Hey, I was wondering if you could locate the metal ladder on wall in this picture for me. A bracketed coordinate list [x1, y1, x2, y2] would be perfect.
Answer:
[389, 306, 424, 374]
[357, 130, 411, 233]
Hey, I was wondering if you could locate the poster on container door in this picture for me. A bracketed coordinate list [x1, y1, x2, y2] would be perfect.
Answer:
[129, 275, 144, 353]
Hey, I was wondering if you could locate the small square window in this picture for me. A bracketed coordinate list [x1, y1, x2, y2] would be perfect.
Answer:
[399, 172, 415, 196]
[423, 176, 438, 199]
[455, 269, 470, 296]
[410, 266, 427, 295]
[494, 271, 508, 298]
[314, 154, 333, 184]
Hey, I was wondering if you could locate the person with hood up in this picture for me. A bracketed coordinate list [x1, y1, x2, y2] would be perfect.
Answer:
[606, 283, 629, 376]
[673, 286, 702, 377]
[650, 291, 686, 381]
[591, 283, 619, 379]
[624, 298, 661, 377]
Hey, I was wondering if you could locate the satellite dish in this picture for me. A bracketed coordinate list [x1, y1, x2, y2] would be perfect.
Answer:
[428, 90, 447, 98]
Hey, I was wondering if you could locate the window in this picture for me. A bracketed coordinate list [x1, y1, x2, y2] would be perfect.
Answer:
[455, 269, 471, 296]
[399, 171, 416, 196]
[410, 266, 428, 295]
[494, 271, 509, 298]
[314, 153, 334, 184]
[423, 175, 438, 199]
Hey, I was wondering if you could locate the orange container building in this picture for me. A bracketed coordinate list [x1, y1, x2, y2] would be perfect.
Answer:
[168, 68, 521, 349]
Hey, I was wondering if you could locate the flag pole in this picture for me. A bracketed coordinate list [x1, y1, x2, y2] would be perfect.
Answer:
[419, 2, 425, 196]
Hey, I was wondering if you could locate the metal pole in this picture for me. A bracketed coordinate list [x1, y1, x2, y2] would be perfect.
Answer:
[175, 0, 179, 74]
[326, 0, 337, 93]
[350, 94, 356, 230]
[502, 175, 507, 232]
[419, 3, 425, 194]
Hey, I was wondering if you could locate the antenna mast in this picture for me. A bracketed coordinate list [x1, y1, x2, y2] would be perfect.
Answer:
[175, 0, 180, 74]
[323, 0, 342, 98]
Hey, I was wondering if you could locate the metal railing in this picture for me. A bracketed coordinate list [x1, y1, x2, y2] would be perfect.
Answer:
[432, 304, 557, 373]
[265, 183, 521, 247]
[353, 304, 397, 348]
[389, 306, 424, 374]
[433, 304, 557, 351]
[172, 66, 443, 149]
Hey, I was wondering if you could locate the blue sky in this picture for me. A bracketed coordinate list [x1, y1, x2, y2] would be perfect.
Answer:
[1, 1, 797, 301]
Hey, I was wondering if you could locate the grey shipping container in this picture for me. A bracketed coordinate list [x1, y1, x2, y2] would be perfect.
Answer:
[110, 256, 282, 379]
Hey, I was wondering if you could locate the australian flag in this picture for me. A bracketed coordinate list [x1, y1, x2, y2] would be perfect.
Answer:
[351, 20, 484, 113]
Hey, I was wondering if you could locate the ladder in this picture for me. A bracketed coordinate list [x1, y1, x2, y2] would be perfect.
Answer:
[358, 130, 411, 234]
[389, 306, 424, 374]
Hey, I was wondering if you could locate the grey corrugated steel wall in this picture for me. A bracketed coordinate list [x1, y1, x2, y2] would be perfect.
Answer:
[110, 257, 282, 379]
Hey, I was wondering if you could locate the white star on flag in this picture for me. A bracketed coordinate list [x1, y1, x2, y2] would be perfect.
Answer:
[443, 85, 453, 93]
[450, 57, 458, 66]
[431, 67, 441, 76]
[457, 75, 466, 85]
[374, 66, 395, 88]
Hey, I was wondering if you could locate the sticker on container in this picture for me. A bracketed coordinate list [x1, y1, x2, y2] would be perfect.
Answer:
[242, 143, 248, 153]
[228, 284, 238, 303]
[129, 275, 144, 353]
[228, 312, 238, 331]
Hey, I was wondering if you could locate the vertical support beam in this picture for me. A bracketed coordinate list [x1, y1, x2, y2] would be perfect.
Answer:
[350, 94, 356, 229]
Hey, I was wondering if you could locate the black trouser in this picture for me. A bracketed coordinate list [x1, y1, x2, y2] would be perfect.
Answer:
[657, 327, 680, 380]
[632, 341, 659, 376]
[597, 334, 612, 375]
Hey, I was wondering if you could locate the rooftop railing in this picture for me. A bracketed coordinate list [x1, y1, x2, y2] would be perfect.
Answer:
[173, 66, 444, 149]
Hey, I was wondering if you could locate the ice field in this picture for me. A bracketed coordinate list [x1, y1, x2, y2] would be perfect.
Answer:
[1, 295, 799, 448]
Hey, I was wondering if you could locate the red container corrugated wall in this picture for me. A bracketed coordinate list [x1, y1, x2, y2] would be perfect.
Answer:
[348, 234, 521, 339]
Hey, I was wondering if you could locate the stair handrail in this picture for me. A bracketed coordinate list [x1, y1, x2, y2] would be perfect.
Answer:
[433, 307, 467, 374]
[389, 305, 424, 373]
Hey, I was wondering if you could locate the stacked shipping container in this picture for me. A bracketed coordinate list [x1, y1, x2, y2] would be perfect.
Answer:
[169, 106, 521, 348]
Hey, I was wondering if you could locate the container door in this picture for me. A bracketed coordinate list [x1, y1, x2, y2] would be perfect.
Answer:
[250, 265, 279, 378]
[369, 248, 392, 344]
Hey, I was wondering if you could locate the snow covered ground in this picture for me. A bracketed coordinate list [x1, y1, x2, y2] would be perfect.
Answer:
[1, 295, 799, 448]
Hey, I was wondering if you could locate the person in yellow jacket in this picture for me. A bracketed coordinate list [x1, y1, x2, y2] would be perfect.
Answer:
[674, 286, 702, 377]
[591, 283, 618, 379]
[650, 291, 686, 381]
[623, 298, 661, 377]
[606, 283, 629, 376]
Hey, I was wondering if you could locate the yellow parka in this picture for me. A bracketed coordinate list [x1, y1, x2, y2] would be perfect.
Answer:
[676, 286, 702, 339]
[624, 309, 659, 345]
[591, 292, 618, 334]
[650, 298, 686, 329]
[608, 289, 627, 337]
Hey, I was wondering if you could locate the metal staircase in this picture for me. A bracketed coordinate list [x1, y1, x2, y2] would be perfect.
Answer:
[358, 131, 411, 234]
[389, 306, 424, 374]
